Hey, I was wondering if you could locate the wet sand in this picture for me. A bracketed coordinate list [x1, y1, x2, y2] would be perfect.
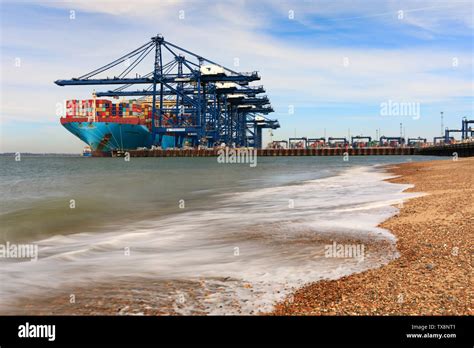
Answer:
[273, 157, 473, 315]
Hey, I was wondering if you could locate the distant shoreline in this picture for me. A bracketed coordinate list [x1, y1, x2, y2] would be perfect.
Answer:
[0, 153, 80, 156]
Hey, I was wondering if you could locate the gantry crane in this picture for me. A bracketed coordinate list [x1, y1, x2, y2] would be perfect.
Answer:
[407, 137, 426, 146]
[462, 117, 474, 140]
[379, 136, 405, 147]
[327, 137, 348, 147]
[270, 140, 288, 149]
[289, 137, 308, 149]
[307, 137, 326, 148]
[55, 35, 278, 148]
[351, 136, 372, 148]
[433, 136, 453, 144]
[444, 127, 462, 144]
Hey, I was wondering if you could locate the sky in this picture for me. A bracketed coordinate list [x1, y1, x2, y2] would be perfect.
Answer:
[0, 0, 473, 153]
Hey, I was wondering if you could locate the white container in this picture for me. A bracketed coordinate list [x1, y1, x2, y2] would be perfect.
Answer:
[215, 82, 238, 89]
[200, 65, 226, 75]
[227, 94, 246, 99]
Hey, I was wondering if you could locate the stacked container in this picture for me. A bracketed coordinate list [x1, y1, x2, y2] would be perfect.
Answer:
[118, 101, 142, 117]
[142, 104, 151, 119]
[65, 99, 93, 117]
[65, 99, 156, 119]
[80, 99, 95, 117]
[66, 99, 104, 117]
[65, 100, 79, 117]
[111, 103, 123, 117]
[95, 99, 112, 117]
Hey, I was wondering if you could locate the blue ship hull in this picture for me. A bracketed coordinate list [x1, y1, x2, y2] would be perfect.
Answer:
[62, 120, 179, 151]
[62, 121, 153, 151]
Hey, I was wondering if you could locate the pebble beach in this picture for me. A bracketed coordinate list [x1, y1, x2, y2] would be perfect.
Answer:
[273, 157, 473, 315]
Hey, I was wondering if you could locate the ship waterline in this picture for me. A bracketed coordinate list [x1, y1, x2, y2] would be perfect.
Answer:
[61, 118, 153, 151]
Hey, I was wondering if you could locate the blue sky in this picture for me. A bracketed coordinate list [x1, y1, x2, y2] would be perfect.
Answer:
[1, 0, 473, 152]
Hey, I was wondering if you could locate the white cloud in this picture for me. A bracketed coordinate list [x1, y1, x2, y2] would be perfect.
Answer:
[267, 0, 474, 32]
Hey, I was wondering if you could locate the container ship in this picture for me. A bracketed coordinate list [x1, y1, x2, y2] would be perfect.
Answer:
[60, 97, 185, 151]
[56, 36, 279, 152]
